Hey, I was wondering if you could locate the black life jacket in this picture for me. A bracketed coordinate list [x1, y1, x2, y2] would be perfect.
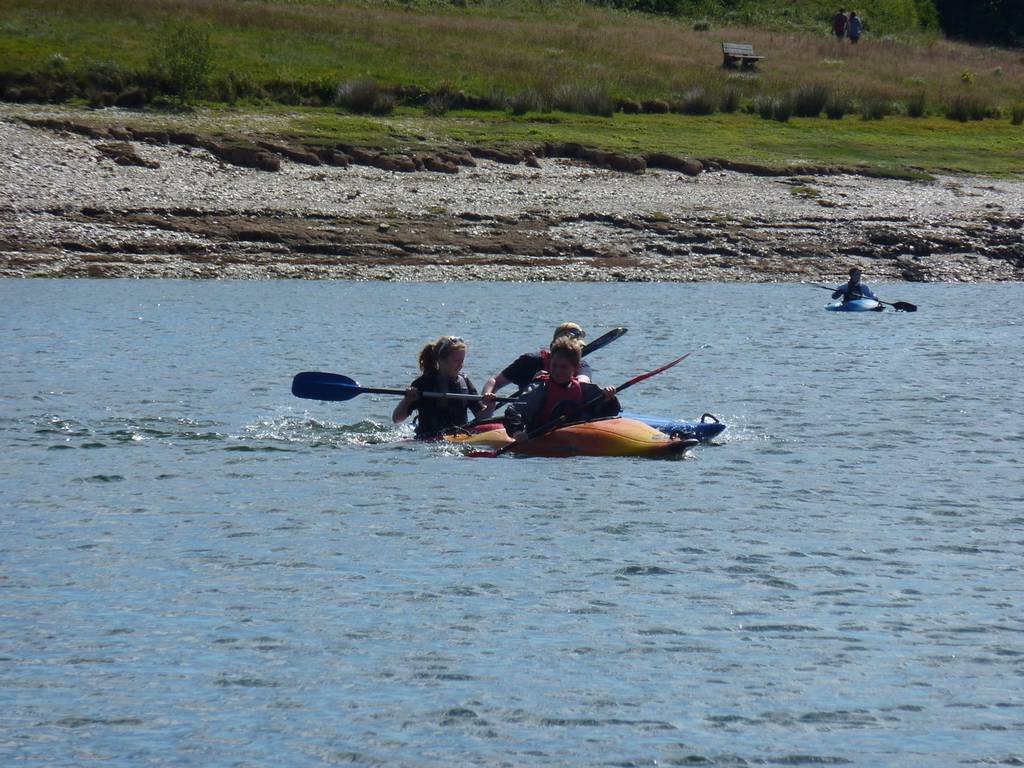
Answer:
[413, 372, 472, 437]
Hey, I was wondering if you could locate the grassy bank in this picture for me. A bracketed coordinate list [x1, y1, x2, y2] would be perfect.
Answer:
[10, 102, 1022, 177]
[2, 0, 1022, 175]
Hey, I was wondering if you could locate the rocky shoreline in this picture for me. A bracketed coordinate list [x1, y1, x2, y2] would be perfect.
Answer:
[1, 106, 1022, 282]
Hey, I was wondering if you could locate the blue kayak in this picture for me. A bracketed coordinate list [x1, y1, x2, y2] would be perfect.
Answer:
[826, 298, 883, 312]
[623, 412, 726, 442]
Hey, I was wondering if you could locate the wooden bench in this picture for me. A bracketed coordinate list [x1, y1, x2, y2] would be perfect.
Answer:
[722, 42, 763, 69]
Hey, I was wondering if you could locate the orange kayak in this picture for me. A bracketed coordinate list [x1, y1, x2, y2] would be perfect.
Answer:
[444, 417, 698, 458]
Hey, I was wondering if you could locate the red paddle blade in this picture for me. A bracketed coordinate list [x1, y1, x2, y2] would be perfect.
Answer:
[616, 352, 691, 394]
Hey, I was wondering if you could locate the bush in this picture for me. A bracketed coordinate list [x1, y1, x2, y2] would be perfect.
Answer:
[551, 83, 614, 116]
[84, 60, 132, 93]
[756, 96, 792, 122]
[213, 71, 265, 104]
[425, 93, 449, 116]
[824, 92, 851, 119]
[147, 23, 213, 102]
[791, 83, 829, 118]
[616, 97, 641, 114]
[335, 79, 394, 115]
[641, 98, 670, 114]
[719, 88, 740, 113]
[676, 88, 716, 115]
[905, 91, 926, 118]
[693, 19, 711, 31]
[944, 94, 988, 122]
[859, 95, 891, 120]
[1011, 103, 1024, 126]
[481, 86, 509, 111]
[510, 88, 546, 115]
[47, 53, 69, 71]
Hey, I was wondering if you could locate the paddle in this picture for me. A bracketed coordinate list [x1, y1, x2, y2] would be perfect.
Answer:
[491, 351, 692, 456]
[291, 372, 514, 403]
[580, 326, 628, 357]
[810, 282, 917, 312]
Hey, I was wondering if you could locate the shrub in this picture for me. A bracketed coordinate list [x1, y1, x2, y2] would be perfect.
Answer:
[791, 83, 829, 118]
[719, 88, 740, 113]
[859, 95, 891, 120]
[617, 97, 641, 114]
[906, 91, 926, 118]
[693, 19, 711, 31]
[84, 60, 132, 93]
[944, 94, 988, 122]
[47, 53, 69, 71]
[482, 86, 510, 111]
[335, 79, 394, 115]
[641, 98, 670, 114]
[551, 83, 613, 116]
[147, 23, 213, 102]
[756, 96, 792, 122]
[425, 93, 449, 116]
[825, 92, 851, 119]
[676, 88, 716, 115]
[214, 71, 265, 104]
[1011, 103, 1024, 126]
[510, 88, 546, 115]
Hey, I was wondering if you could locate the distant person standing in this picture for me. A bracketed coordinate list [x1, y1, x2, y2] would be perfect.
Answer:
[833, 8, 848, 39]
[848, 12, 862, 43]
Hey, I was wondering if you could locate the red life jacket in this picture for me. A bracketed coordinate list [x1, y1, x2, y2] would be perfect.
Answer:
[535, 373, 583, 423]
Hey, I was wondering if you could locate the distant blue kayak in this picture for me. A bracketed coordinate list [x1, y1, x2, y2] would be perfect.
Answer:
[826, 298, 884, 312]
[623, 412, 726, 442]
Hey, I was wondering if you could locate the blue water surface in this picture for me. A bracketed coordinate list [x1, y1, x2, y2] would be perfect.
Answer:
[1, 280, 1022, 767]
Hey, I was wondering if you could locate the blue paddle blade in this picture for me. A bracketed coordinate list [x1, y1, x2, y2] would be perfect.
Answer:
[292, 371, 362, 401]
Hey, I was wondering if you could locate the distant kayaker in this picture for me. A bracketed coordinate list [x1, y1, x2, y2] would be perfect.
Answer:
[479, 322, 593, 417]
[393, 335, 494, 438]
[503, 337, 620, 441]
[832, 267, 877, 303]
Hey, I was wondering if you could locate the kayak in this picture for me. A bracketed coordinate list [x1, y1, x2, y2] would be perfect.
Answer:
[444, 417, 698, 458]
[623, 412, 726, 442]
[826, 298, 883, 312]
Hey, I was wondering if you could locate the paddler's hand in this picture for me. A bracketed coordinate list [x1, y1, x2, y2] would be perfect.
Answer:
[601, 386, 616, 401]
[478, 391, 497, 418]
[402, 386, 419, 404]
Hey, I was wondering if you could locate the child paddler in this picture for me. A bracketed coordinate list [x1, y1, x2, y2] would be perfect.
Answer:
[503, 337, 620, 442]
[393, 336, 494, 438]
[479, 322, 593, 418]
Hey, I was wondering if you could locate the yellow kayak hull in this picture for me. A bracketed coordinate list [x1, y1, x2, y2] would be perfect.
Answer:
[445, 418, 698, 458]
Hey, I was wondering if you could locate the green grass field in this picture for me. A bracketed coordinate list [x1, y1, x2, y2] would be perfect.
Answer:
[2, 0, 1022, 175]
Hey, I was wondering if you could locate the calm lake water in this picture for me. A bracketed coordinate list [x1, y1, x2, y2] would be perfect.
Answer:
[2, 279, 1022, 767]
